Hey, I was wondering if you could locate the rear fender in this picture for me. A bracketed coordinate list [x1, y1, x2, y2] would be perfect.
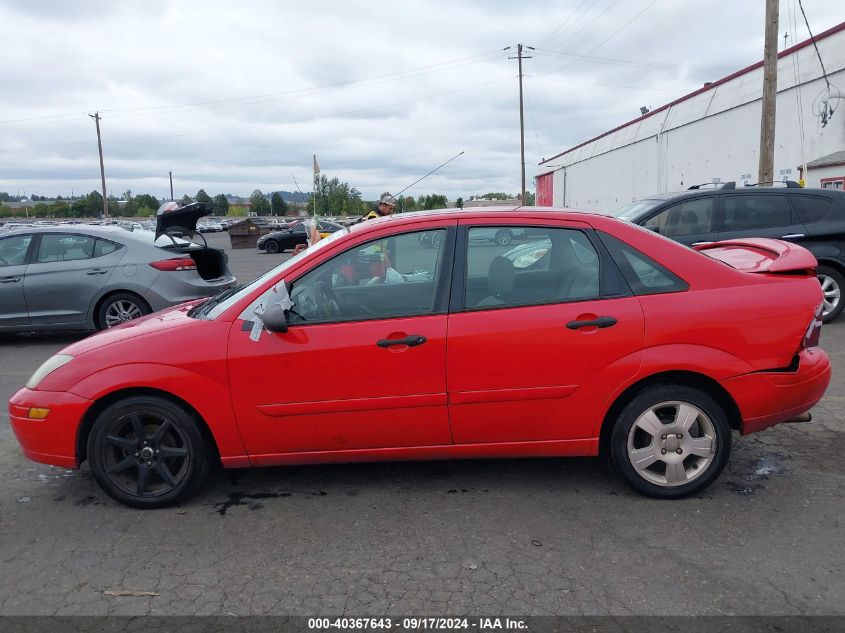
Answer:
[592, 344, 754, 437]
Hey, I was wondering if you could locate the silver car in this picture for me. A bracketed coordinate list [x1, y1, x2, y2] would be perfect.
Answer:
[0, 204, 236, 332]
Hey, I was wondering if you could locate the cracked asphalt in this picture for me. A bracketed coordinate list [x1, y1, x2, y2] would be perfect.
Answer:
[0, 234, 843, 616]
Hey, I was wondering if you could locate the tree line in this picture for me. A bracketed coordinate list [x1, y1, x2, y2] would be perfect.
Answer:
[0, 184, 528, 220]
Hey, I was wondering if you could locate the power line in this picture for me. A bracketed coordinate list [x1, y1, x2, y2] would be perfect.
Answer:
[537, 0, 595, 48]
[798, 0, 830, 89]
[0, 75, 514, 154]
[0, 49, 503, 126]
[533, 48, 736, 73]
[550, 0, 619, 51]
[528, 74, 678, 91]
[534, 0, 659, 78]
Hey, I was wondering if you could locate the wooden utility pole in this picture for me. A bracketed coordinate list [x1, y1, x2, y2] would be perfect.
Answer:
[169, 171, 174, 201]
[89, 111, 108, 220]
[758, 0, 779, 184]
[508, 44, 533, 205]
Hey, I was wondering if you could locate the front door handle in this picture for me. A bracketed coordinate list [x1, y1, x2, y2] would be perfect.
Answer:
[86, 269, 109, 275]
[377, 335, 427, 348]
[0, 276, 21, 283]
[567, 316, 617, 330]
[780, 233, 805, 239]
[692, 241, 713, 247]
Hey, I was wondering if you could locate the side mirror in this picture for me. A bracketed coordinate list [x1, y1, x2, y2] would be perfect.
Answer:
[644, 223, 660, 234]
[262, 303, 288, 333]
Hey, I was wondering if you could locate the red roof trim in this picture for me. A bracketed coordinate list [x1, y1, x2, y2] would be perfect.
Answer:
[539, 20, 845, 166]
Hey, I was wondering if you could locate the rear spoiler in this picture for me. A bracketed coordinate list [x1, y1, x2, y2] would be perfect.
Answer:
[694, 238, 818, 274]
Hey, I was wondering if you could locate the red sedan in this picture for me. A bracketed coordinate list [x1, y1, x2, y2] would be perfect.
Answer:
[9, 209, 831, 507]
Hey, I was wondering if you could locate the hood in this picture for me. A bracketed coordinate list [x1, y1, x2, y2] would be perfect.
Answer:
[61, 301, 203, 357]
[156, 202, 212, 239]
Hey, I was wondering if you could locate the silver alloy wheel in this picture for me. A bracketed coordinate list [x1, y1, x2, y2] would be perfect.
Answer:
[626, 400, 716, 487]
[104, 300, 143, 327]
[819, 273, 841, 318]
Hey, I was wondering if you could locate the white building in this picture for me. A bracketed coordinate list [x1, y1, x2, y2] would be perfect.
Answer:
[536, 22, 845, 212]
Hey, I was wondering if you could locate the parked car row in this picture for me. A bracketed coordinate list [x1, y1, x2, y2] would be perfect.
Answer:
[0, 203, 236, 332]
[612, 182, 845, 322]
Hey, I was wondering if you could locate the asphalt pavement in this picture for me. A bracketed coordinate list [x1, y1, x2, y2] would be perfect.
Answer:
[0, 232, 842, 616]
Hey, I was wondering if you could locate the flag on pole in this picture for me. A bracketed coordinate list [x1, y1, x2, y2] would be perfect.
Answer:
[313, 154, 320, 175]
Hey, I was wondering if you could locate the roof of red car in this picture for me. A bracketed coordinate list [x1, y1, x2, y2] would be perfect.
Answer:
[351, 206, 616, 230]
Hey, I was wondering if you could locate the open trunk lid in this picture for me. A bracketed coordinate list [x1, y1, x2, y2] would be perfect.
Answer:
[155, 201, 231, 281]
[156, 201, 211, 240]
[694, 238, 817, 275]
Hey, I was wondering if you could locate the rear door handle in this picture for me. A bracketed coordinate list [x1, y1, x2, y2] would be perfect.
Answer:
[86, 269, 109, 275]
[566, 316, 617, 330]
[377, 335, 427, 348]
[0, 276, 21, 283]
[780, 233, 805, 239]
[692, 241, 712, 247]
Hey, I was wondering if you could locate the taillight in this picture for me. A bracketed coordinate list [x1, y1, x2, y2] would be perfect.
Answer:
[801, 302, 823, 350]
[149, 257, 197, 272]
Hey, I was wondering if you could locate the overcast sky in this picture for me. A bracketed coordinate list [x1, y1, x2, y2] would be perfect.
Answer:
[1, 0, 843, 202]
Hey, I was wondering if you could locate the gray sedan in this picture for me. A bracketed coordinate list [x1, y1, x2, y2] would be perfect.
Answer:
[0, 225, 236, 332]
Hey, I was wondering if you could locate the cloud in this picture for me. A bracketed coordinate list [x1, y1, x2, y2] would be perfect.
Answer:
[1, 0, 842, 200]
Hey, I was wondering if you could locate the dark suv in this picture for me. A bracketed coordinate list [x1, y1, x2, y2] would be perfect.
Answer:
[612, 181, 845, 322]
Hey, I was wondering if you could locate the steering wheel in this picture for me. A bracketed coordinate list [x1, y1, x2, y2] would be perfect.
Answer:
[291, 282, 342, 320]
[313, 281, 342, 319]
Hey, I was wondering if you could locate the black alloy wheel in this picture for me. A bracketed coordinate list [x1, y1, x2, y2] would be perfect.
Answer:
[87, 396, 208, 508]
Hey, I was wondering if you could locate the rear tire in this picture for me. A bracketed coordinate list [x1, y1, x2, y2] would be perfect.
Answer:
[96, 292, 151, 330]
[609, 384, 731, 499]
[87, 396, 208, 509]
[817, 265, 844, 323]
[264, 239, 280, 254]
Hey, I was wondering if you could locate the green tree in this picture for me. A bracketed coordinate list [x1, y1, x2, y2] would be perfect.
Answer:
[196, 189, 213, 205]
[135, 194, 160, 211]
[270, 192, 288, 216]
[524, 191, 536, 205]
[50, 200, 70, 218]
[250, 189, 271, 215]
[421, 194, 448, 210]
[229, 205, 248, 217]
[136, 207, 155, 217]
[455, 197, 464, 209]
[179, 194, 193, 206]
[86, 190, 105, 216]
[212, 193, 230, 216]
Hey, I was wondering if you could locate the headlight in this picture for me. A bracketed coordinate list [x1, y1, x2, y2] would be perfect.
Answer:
[26, 354, 74, 389]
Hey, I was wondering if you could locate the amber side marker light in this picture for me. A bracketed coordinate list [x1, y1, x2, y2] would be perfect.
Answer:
[27, 408, 50, 420]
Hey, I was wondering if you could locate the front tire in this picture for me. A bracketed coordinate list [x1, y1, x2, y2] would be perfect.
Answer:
[87, 396, 209, 508]
[818, 265, 844, 323]
[609, 384, 731, 499]
[97, 292, 151, 330]
[264, 239, 281, 254]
